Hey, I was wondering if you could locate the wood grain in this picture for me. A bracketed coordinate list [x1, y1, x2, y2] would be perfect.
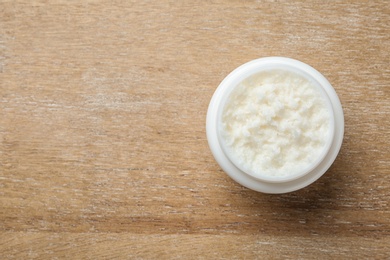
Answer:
[1, 0, 389, 259]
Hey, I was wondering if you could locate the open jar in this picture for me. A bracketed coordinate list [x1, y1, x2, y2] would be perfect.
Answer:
[206, 57, 344, 193]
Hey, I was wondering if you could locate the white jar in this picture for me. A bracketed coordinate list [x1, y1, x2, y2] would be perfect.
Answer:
[206, 57, 344, 194]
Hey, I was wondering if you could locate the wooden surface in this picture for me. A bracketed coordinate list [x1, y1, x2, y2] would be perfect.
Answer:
[1, 1, 389, 259]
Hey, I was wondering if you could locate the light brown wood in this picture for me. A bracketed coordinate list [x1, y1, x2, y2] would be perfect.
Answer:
[1, 1, 389, 259]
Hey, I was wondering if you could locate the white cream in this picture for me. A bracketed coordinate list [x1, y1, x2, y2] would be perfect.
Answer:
[219, 69, 332, 179]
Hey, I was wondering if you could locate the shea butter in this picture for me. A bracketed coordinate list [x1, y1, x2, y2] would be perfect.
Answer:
[219, 69, 332, 180]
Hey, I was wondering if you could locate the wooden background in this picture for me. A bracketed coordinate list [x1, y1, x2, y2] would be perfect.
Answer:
[1, 1, 389, 259]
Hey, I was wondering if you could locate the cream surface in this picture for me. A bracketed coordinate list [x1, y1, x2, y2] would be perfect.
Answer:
[220, 69, 332, 178]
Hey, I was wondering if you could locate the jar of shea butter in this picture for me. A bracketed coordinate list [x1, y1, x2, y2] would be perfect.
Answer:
[206, 57, 344, 193]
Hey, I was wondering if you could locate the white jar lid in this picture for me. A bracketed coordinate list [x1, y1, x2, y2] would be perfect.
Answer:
[206, 57, 344, 194]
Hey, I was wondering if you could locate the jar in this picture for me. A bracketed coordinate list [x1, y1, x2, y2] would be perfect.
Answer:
[206, 57, 344, 193]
